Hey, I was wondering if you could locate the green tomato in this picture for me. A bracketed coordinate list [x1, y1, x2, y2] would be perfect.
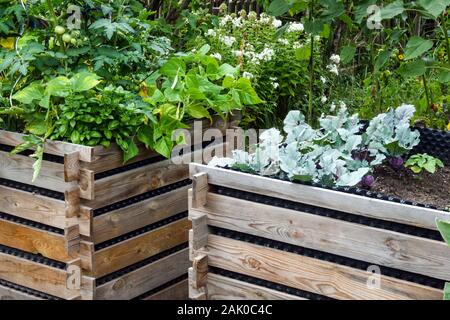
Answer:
[62, 34, 72, 43]
[70, 38, 77, 45]
[55, 26, 66, 35]
[71, 30, 81, 38]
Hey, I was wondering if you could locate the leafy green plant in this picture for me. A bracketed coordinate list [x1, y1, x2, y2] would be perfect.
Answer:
[405, 153, 444, 174]
[0, 1, 261, 181]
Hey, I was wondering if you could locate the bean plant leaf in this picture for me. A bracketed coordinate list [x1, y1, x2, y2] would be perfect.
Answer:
[340, 45, 356, 64]
[380, 0, 405, 20]
[373, 50, 390, 72]
[436, 219, 450, 246]
[267, 0, 292, 16]
[46, 76, 71, 97]
[31, 145, 44, 182]
[417, 0, 450, 18]
[398, 60, 426, 77]
[12, 82, 43, 104]
[437, 70, 450, 83]
[404, 36, 433, 60]
[123, 138, 139, 164]
[71, 72, 101, 92]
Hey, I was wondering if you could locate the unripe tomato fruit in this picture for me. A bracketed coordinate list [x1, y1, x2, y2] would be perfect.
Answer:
[55, 26, 65, 35]
[62, 34, 72, 43]
[70, 38, 77, 45]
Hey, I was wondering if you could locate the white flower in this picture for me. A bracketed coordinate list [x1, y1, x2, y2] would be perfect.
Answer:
[243, 72, 254, 79]
[259, 13, 270, 24]
[272, 18, 282, 28]
[219, 35, 236, 47]
[327, 64, 339, 76]
[220, 15, 232, 27]
[233, 50, 244, 57]
[293, 41, 303, 49]
[211, 53, 222, 61]
[272, 82, 280, 89]
[278, 38, 289, 45]
[257, 47, 275, 62]
[232, 17, 242, 28]
[206, 29, 216, 37]
[314, 35, 321, 42]
[320, 76, 326, 84]
[339, 101, 347, 109]
[288, 22, 304, 32]
[321, 96, 328, 104]
[330, 54, 341, 65]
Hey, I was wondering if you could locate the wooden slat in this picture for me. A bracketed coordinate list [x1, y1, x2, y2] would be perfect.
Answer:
[91, 218, 191, 277]
[85, 160, 188, 209]
[206, 273, 305, 300]
[84, 113, 240, 174]
[143, 278, 188, 300]
[0, 219, 74, 262]
[193, 193, 450, 281]
[190, 164, 450, 230]
[0, 284, 44, 300]
[93, 186, 189, 244]
[0, 253, 80, 299]
[200, 235, 443, 300]
[95, 248, 190, 300]
[0, 130, 94, 162]
[0, 151, 73, 192]
[0, 185, 74, 230]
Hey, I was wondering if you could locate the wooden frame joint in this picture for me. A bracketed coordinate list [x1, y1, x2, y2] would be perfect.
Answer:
[192, 172, 208, 208]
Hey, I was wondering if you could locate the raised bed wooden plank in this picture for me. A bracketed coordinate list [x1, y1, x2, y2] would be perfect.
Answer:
[0, 219, 77, 262]
[0, 253, 80, 299]
[206, 273, 305, 300]
[192, 193, 450, 281]
[83, 113, 240, 174]
[0, 185, 71, 229]
[143, 278, 188, 300]
[0, 284, 44, 300]
[190, 164, 450, 230]
[82, 218, 191, 277]
[85, 160, 188, 209]
[93, 185, 189, 244]
[95, 248, 189, 300]
[0, 151, 72, 191]
[0, 130, 94, 162]
[199, 235, 443, 300]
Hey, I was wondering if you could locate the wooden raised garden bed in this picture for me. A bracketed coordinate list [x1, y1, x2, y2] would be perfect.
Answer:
[0, 114, 239, 300]
[188, 157, 450, 300]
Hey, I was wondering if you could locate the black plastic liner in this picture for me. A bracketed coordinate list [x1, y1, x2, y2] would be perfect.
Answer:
[0, 177, 64, 200]
[212, 186, 443, 241]
[0, 243, 67, 269]
[96, 242, 189, 286]
[95, 140, 218, 180]
[0, 211, 63, 235]
[0, 278, 61, 300]
[210, 267, 332, 300]
[412, 127, 450, 165]
[0, 144, 64, 164]
[211, 226, 446, 290]
[94, 179, 192, 217]
[95, 154, 166, 180]
[94, 211, 188, 251]
[133, 273, 188, 300]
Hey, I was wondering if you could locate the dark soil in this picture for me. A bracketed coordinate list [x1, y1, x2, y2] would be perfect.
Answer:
[371, 165, 450, 211]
